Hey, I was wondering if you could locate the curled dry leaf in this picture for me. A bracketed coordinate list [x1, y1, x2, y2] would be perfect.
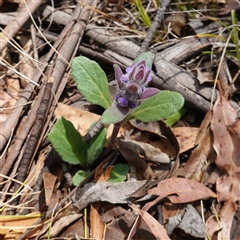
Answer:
[183, 126, 215, 181]
[173, 109, 215, 181]
[129, 119, 179, 155]
[128, 203, 170, 240]
[134, 131, 178, 161]
[115, 137, 155, 180]
[122, 120, 179, 178]
[206, 95, 240, 240]
[101, 205, 139, 240]
[144, 178, 216, 212]
[90, 203, 105, 240]
[165, 13, 187, 36]
[43, 171, 57, 207]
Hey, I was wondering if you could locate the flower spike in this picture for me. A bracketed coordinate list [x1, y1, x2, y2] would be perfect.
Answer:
[114, 59, 159, 109]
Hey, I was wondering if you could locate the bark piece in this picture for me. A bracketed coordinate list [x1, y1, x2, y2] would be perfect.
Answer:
[177, 204, 206, 238]
[73, 181, 151, 211]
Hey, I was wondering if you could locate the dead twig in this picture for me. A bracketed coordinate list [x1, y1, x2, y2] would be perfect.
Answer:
[0, 0, 43, 52]
[138, 0, 171, 55]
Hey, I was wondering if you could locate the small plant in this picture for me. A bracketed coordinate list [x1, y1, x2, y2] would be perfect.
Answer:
[48, 53, 184, 186]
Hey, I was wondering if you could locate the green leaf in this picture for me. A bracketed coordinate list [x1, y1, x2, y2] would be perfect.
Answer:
[73, 170, 90, 186]
[125, 91, 184, 123]
[71, 56, 112, 109]
[133, 52, 152, 69]
[48, 117, 86, 166]
[164, 107, 188, 126]
[102, 105, 130, 125]
[108, 163, 129, 182]
[85, 127, 107, 167]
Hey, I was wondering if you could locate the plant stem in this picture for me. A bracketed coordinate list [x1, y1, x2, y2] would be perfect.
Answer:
[110, 124, 121, 145]
[98, 124, 120, 161]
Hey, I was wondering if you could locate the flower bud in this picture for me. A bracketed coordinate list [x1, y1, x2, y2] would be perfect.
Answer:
[113, 59, 159, 109]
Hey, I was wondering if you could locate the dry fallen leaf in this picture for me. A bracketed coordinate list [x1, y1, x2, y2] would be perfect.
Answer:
[55, 103, 114, 139]
[134, 131, 177, 161]
[94, 160, 113, 182]
[174, 110, 215, 181]
[165, 13, 187, 36]
[43, 171, 57, 207]
[144, 178, 216, 212]
[128, 203, 171, 240]
[45, 213, 82, 237]
[206, 95, 240, 240]
[101, 205, 138, 240]
[90, 203, 106, 240]
[0, 212, 41, 236]
[115, 137, 155, 180]
[171, 126, 199, 153]
[183, 126, 215, 181]
[55, 103, 100, 136]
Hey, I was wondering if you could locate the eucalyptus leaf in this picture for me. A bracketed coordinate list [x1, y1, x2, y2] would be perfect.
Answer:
[133, 52, 152, 69]
[85, 127, 107, 167]
[48, 117, 86, 166]
[125, 91, 184, 123]
[71, 56, 112, 109]
[102, 105, 130, 125]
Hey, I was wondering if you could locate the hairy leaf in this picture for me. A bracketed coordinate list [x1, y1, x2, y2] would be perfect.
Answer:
[85, 127, 107, 167]
[164, 107, 188, 126]
[108, 163, 129, 182]
[73, 170, 90, 186]
[72, 56, 112, 109]
[133, 52, 152, 69]
[125, 91, 184, 123]
[48, 117, 86, 166]
[102, 105, 130, 125]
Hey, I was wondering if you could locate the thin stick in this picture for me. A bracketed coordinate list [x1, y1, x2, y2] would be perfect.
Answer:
[138, 0, 171, 55]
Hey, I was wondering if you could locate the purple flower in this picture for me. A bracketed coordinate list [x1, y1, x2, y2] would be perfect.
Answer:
[114, 59, 160, 109]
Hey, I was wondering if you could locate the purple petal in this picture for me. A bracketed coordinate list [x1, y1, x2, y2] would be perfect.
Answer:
[128, 65, 136, 81]
[126, 66, 132, 73]
[136, 59, 146, 67]
[117, 96, 128, 107]
[147, 74, 152, 83]
[114, 64, 123, 88]
[121, 74, 129, 83]
[141, 68, 152, 85]
[140, 88, 160, 99]
[128, 100, 139, 108]
[134, 68, 144, 82]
